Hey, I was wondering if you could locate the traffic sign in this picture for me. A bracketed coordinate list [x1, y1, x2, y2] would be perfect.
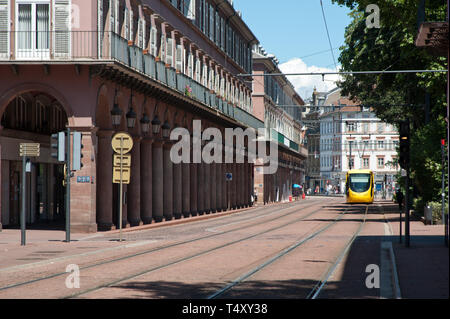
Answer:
[113, 154, 131, 167]
[113, 167, 131, 184]
[112, 132, 133, 155]
[19, 143, 40, 157]
[226, 172, 233, 181]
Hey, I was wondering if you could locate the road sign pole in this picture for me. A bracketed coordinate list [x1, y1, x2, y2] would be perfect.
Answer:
[119, 136, 123, 242]
[66, 128, 71, 243]
[21, 155, 27, 246]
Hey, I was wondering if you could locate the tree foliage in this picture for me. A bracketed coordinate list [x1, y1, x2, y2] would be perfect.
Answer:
[332, 0, 448, 204]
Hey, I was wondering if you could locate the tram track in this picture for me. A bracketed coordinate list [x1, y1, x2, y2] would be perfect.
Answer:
[63, 202, 334, 299]
[206, 204, 368, 299]
[0, 198, 331, 294]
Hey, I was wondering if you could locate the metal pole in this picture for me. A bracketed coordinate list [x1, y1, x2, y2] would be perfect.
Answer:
[65, 128, 71, 243]
[442, 141, 446, 240]
[21, 156, 26, 246]
[405, 164, 410, 247]
[119, 136, 123, 242]
[399, 201, 402, 243]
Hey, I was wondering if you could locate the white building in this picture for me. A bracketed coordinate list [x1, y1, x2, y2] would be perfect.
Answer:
[319, 88, 399, 196]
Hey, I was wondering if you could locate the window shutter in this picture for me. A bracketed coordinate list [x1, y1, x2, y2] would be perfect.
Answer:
[166, 37, 173, 66]
[53, 0, 71, 58]
[159, 34, 166, 61]
[202, 63, 207, 86]
[98, 0, 103, 56]
[175, 44, 183, 72]
[138, 18, 144, 48]
[129, 9, 133, 42]
[186, 0, 196, 20]
[220, 77, 225, 97]
[124, 7, 129, 40]
[214, 71, 219, 93]
[149, 26, 157, 56]
[209, 67, 214, 90]
[195, 58, 201, 82]
[187, 51, 193, 78]
[0, 0, 9, 59]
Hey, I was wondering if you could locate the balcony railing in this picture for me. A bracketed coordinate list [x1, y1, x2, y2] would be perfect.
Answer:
[0, 31, 263, 130]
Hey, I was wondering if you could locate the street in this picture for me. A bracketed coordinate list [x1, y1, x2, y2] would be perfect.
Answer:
[1, 197, 446, 300]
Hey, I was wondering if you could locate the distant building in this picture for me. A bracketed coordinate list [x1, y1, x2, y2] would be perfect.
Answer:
[304, 88, 327, 193]
[251, 46, 307, 204]
[319, 88, 400, 196]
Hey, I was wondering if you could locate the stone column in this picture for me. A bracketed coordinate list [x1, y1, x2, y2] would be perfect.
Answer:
[244, 160, 248, 207]
[197, 161, 204, 215]
[204, 162, 211, 214]
[190, 162, 198, 216]
[152, 140, 164, 222]
[216, 162, 222, 212]
[97, 130, 115, 231]
[173, 159, 182, 219]
[182, 160, 191, 218]
[210, 162, 216, 213]
[128, 136, 142, 226]
[163, 142, 173, 221]
[140, 138, 152, 224]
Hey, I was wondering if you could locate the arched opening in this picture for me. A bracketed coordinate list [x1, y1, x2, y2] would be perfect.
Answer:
[1, 92, 68, 229]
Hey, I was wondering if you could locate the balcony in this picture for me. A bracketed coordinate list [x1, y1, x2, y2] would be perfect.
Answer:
[0, 31, 263, 130]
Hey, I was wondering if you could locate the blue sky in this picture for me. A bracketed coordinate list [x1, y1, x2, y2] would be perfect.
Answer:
[233, 0, 353, 99]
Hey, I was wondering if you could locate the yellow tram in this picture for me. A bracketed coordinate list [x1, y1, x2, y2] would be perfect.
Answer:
[345, 169, 374, 204]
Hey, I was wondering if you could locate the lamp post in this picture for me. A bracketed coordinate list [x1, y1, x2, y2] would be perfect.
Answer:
[140, 113, 150, 135]
[162, 120, 171, 139]
[111, 99, 122, 128]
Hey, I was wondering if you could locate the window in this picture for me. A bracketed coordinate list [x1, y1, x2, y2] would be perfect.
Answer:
[347, 122, 356, 132]
[377, 157, 384, 168]
[377, 140, 384, 150]
[362, 157, 369, 169]
[16, 1, 51, 59]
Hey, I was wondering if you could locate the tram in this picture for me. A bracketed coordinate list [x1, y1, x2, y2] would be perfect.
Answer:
[345, 169, 374, 204]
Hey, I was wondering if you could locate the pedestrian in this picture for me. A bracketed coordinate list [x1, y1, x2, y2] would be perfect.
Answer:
[396, 189, 404, 211]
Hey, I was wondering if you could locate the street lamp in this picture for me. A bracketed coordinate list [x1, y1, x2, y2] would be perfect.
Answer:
[140, 113, 150, 135]
[162, 120, 171, 139]
[111, 90, 122, 128]
[126, 92, 137, 129]
[151, 115, 161, 135]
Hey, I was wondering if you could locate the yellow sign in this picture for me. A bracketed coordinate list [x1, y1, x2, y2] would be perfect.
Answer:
[20, 143, 40, 157]
[111, 132, 133, 155]
[113, 154, 131, 167]
[113, 166, 130, 184]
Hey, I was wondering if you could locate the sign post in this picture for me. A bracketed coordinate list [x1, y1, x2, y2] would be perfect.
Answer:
[19, 143, 40, 246]
[112, 133, 133, 242]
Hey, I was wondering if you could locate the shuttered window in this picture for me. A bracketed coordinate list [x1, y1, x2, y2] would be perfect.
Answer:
[166, 37, 173, 67]
[149, 26, 157, 56]
[53, 0, 70, 58]
[0, 0, 10, 59]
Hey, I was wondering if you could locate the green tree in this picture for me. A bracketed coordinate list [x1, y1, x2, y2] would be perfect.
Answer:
[332, 0, 447, 206]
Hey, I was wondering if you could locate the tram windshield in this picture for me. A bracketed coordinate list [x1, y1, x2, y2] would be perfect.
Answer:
[348, 173, 371, 193]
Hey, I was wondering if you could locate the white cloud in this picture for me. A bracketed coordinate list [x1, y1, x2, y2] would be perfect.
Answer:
[279, 58, 340, 101]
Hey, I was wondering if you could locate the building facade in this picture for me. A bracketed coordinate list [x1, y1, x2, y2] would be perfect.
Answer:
[319, 88, 400, 196]
[251, 46, 307, 204]
[304, 88, 326, 193]
[0, 0, 264, 232]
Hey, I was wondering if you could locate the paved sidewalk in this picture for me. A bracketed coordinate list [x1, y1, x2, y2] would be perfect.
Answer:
[380, 201, 449, 299]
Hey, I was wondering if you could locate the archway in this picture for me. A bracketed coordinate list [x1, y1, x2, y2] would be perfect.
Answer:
[0, 91, 68, 229]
